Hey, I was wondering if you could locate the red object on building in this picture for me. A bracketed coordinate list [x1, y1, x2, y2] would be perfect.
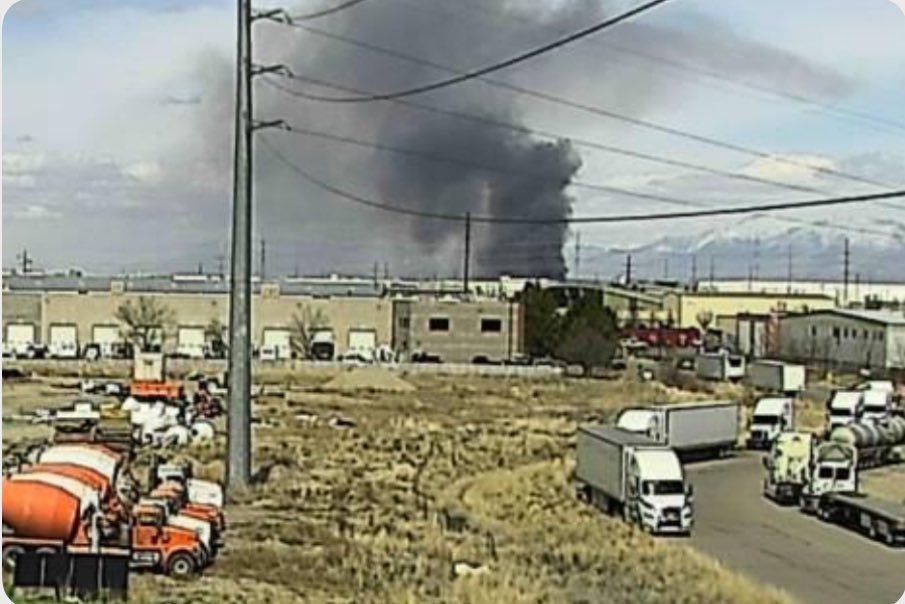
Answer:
[623, 326, 702, 348]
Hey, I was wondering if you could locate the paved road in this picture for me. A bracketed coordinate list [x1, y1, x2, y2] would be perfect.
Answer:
[687, 453, 904, 604]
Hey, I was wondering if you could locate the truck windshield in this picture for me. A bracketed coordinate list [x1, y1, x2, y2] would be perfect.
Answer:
[642, 480, 685, 496]
[817, 466, 851, 480]
[752, 415, 780, 425]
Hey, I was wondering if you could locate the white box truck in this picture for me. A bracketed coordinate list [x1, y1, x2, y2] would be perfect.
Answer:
[695, 352, 746, 382]
[616, 401, 740, 459]
[575, 425, 694, 535]
[747, 360, 805, 394]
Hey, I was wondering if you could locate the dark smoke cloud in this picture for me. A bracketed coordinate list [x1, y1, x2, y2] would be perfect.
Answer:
[195, 0, 852, 279]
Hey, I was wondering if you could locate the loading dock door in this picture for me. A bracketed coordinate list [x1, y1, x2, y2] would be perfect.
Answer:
[92, 325, 122, 356]
[49, 325, 78, 347]
[262, 329, 293, 360]
[6, 324, 36, 353]
[177, 327, 206, 358]
[348, 329, 377, 352]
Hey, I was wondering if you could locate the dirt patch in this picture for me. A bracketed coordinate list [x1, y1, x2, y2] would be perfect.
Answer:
[321, 367, 416, 393]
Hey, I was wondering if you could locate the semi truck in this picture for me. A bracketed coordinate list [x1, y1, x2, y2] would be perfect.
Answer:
[616, 401, 740, 460]
[826, 390, 863, 431]
[800, 441, 905, 547]
[747, 397, 795, 449]
[695, 352, 746, 382]
[762, 431, 813, 504]
[747, 360, 805, 394]
[765, 434, 905, 547]
[575, 425, 694, 535]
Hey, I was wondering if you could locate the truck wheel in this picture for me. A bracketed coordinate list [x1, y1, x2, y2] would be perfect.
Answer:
[166, 552, 197, 579]
[2, 545, 25, 573]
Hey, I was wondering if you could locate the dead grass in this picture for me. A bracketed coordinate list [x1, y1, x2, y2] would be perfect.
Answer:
[4, 371, 802, 603]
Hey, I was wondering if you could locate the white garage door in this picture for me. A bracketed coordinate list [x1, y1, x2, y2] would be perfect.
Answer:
[177, 327, 206, 358]
[348, 329, 377, 352]
[92, 325, 121, 355]
[6, 324, 36, 354]
[50, 325, 78, 347]
[263, 329, 292, 360]
[49, 325, 79, 357]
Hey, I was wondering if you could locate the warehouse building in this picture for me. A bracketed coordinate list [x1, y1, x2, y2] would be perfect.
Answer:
[2, 274, 521, 361]
[661, 291, 836, 331]
[778, 309, 905, 370]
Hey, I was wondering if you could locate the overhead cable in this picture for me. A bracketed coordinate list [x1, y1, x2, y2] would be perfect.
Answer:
[258, 136, 905, 225]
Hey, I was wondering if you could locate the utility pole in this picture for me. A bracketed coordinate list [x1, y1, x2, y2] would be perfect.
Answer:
[662, 257, 669, 280]
[691, 255, 697, 289]
[226, 3, 289, 493]
[383, 262, 389, 280]
[574, 231, 581, 280]
[709, 255, 715, 286]
[217, 254, 226, 277]
[260, 238, 266, 280]
[786, 243, 793, 294]
[17, 249, 33, 275]
[625, 254, 632, 285]
[463, 212, 471, 294]
[227, 0, 253, 492]
[843, 237, 850, 304]
[753, 236, 761, 283]
[373, 261, 379, 286]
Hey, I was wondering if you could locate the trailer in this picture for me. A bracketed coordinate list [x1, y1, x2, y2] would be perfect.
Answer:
[815, 492, 905, 547]
[616, 401, 740, 460]
[747, 360, 805, 394]
[695, 352, 746, 382]
[575, 425, 693, 535]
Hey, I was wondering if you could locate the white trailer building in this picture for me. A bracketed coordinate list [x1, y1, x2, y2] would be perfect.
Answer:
[778, 309, 905, 370]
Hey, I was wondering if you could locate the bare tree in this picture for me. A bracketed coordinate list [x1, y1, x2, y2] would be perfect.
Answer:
[289, 306, 329, 359]
[115, 297, 176, 352]
[695, 310, 714, 332]
[204, 318, 227, 358]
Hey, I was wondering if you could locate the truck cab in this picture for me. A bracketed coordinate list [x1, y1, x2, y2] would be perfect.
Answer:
[748, 397, 794, 449]
[860, 390, 892, 425]
[800, 442, 857, 513]
[131, 504, 206, 578]
[626, 449, 694, 535]
[762, 431, 812, 504]
[826, 390, 863, 431]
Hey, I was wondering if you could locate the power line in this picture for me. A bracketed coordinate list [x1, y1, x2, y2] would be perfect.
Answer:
[262, 75, 822, 196]
[273, 0, 672, 102]
[280, 123, 705, 207]
[426, 0, 905, 136]
[268, 23, 894, 190]
[258, 135, 905, 224]
[290, 0, 372, 21]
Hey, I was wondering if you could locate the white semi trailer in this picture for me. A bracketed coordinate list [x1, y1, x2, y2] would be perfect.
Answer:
[747, 360, 805, 394]
[616, 401, 740, 460]
[575, 425, 694, 535]
[695, 352, 746, 382]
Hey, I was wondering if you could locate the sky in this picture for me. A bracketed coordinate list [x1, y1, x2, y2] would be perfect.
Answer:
[3, 0, 904, 279]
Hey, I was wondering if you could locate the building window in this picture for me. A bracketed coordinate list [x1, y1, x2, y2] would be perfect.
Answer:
[399, 317, 410, 329]
[428, 317, 449, 332]
[481, 318, 502, 333]
[863, 330, 868, 340]
[810, 326, 818, 337]
[832, 327, 840, 339]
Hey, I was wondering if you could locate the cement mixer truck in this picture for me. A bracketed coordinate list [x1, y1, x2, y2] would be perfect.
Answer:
[2, 443, 210, 586]
[828, 416, 905, 469]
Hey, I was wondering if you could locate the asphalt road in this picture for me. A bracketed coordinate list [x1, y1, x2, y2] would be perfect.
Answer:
[687, 453, 904, 604]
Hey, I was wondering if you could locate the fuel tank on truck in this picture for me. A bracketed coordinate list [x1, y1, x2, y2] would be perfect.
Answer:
[2, 472, 101, 541]
[831, 423, 883, 448]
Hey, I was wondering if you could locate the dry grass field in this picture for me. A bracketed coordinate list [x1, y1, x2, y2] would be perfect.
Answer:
[1, 365, 879, 603]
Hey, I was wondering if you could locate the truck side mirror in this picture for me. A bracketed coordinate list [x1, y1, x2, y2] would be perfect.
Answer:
[686, 485, 694, 498]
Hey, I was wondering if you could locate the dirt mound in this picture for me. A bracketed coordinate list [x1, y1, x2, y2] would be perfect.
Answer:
[321, 367, 416, 393]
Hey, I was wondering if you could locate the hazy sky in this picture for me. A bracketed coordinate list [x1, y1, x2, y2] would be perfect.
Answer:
[3, 0, 904, 278]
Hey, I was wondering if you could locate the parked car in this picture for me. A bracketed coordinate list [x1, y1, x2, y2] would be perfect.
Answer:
[411, 351, 443, 364]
